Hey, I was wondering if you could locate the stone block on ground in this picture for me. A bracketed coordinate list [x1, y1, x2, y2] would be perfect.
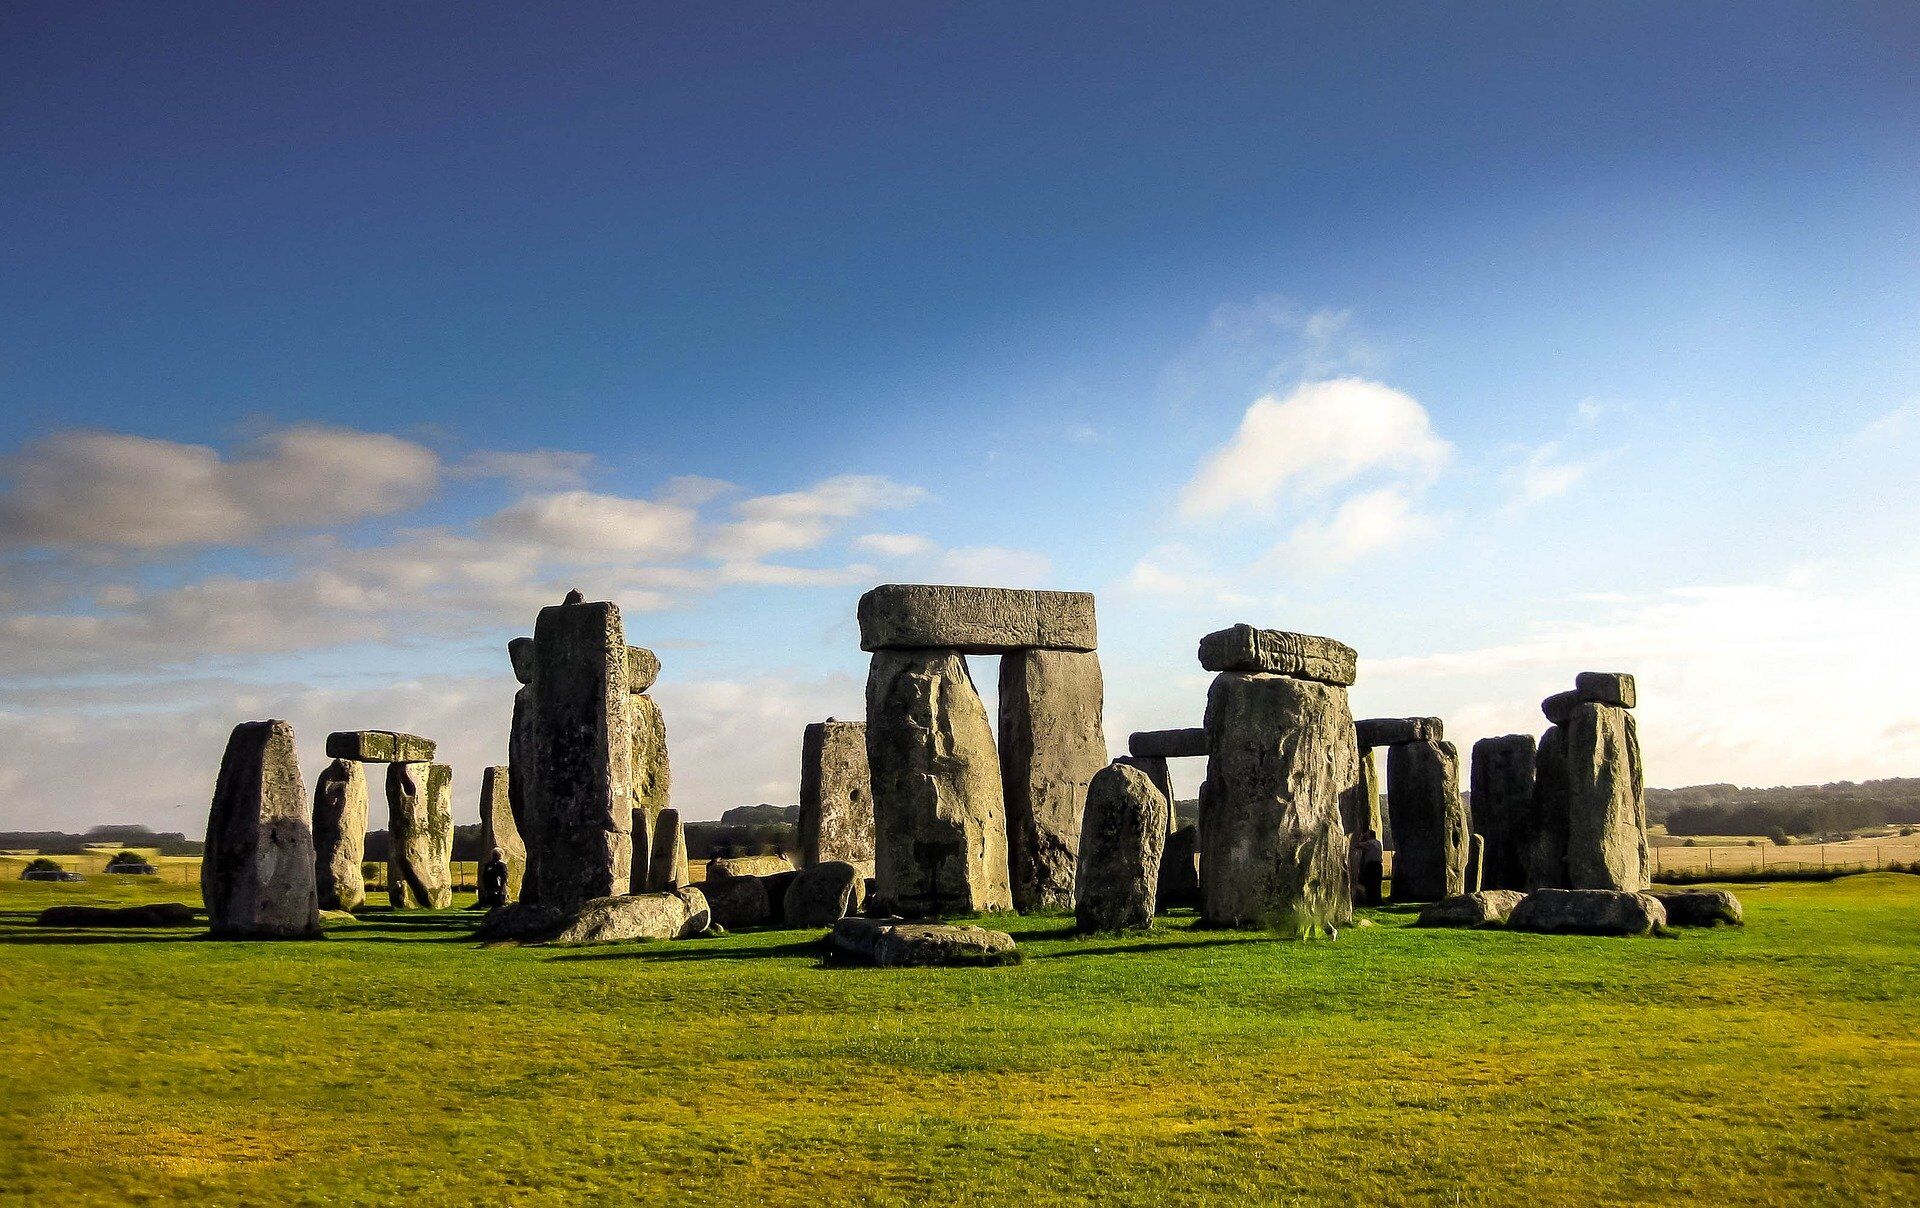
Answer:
[1575, 671, 1637, 709]
[1353, 717, 1443, 748]
[707, 854, 796, 879]
[699, 873, 772, 929]
[799, 719, 875, 869]
[1127, 727, 1207, 759]
[1653, 888, 1743, 927]
[1508, 888, 1666, 936]
[325, 730, 437, 764]
[1416, 889, 1528, 928]
[857, 584, 1097, 653]
[1001, 648, 1108, 912]
[1197, 625, 1357, 686]
[829, 916, 1020, 967]
[312, 758, 368, 912]
[202, 719, 321, 939]
[784, 861, 863, 928]
[1074, 761, 1168, 932]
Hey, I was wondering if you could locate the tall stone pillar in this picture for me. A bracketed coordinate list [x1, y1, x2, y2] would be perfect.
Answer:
[1527, 719, 1572, 890]
[387, 761, 454, 909]
[1344, 746, 1383, 838]
[507, 637, 542, 904]
[999, 649, 1108, 912]
[203, 719, 321, 938]
[647, 807, 689, 891]
[1197, 626, 1358, 933]
[1564, 672, 1648, 890]
[313, 758, 369, 911]
[1074, 760, 1168, 932]
[478, 765, 525, 902]
[1470, 734, 1537, 891]
[799, 719, 875, 871]
[530, 596, 633, 911]
[1385, 739, 1467, 902]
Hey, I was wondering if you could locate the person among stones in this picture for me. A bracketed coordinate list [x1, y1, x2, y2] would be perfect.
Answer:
[1352, 828, 1385, 907]
[478, 847, 510, 909]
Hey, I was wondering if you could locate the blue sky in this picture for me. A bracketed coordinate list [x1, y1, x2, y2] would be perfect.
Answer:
[3, 3, 1918, 830]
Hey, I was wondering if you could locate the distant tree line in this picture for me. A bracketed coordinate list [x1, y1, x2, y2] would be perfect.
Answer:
[1653, 777, 1920, 836]
[0, 824, 202, 856]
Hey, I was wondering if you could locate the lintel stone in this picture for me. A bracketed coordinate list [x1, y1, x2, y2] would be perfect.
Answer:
[1127, 727, 1207, 759]
[857, 584, 1096, 653]
[1575, 671, 1636, 709]
[1354, 716, 1444, 748]
[1542, 690, 1580, 726]
[1197, 625, 1357, 686]
[326, 730, 436, 764]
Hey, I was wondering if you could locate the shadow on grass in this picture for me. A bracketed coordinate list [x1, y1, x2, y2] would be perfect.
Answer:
[542, 937, 826, 964]
[0, 929, 203, 946]
[1036, 933, 1287, 960]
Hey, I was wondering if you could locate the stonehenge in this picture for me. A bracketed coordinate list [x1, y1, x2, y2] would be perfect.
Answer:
[1074, 760, 1168, 932]
[1000, 649, 1108, 911]
[528, 596, 634, 911]
[830, 916, 1020, 967]
[1470, 734, 1536, 891]
[202, 719, 321, 939]
[1385, 738, 1468, 902]
[312, 757, 369, 911]
[1508, 888, 1665, 936]
[326, 730, 436, 764]
[1126, 728, 1205, 825]
[627, 650, 670, 876]
[798, 719, 874, 871]
[386, 761, 454, 909]
[858, 583, 1095, 653]
[479, 765, 525, 903]
[508, 636, 542, 903]
[1528, 672, 1648, 892]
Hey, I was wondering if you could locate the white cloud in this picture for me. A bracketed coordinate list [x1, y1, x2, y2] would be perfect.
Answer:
[1274, 486, 1443, 573]
[711, 475, 926, 561]
[486, 490, 700, 557]
[1854, 400, 1920, 445]
[854, 532, 935, 558]
[1121, 544, 1248, 605]
[1178, 378, 1451, 519]
[452, 449, 594, 488]
[0, 425, 440, 550]
[1506, 442, 1595, 510]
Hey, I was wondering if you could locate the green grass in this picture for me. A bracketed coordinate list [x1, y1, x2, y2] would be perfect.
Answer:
[2, 874, 1917, 1205]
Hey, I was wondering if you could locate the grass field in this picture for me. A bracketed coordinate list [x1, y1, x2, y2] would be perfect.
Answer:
[2, 873, 1917, 1205]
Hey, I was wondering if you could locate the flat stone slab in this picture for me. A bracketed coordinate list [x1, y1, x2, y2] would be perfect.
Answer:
[699, 874, 772, 929]
[1576, 671, 1637, 709]
[1354, 716, 1443, 747]
[627, 646, 661, 693]
[1541, 690, 1580, 726]
[1127, 727, 1207, 759]
[706, 854, 795, 879]
[857, 584, 1096, 653]
[830, 916, 1020, 967]
[37, 903, 198, 928]
[1415, 890, 1527, 928]
[326, 730, 437, 763]
[1508, 888, 1665, 936]
[1652, 888, 1742, 927]
[1197, 625, 1357, 686]
[476, 888, 711, 945]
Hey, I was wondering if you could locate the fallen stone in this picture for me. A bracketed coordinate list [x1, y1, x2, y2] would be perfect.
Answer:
[1354, 717, 1443, 748]
[1000, 648, 1107, 912]
[508, 636, 534, 685]
[1200, 670, 1356, 932]
[554, 888, 711, 945]
[478, 765, 526, 903]
[646, 807, 689, 891]
[857, 584, 1097, 653]
[1127, 727, 1207, 759]
[707, 854, 795, 879]
[1542, 690, 1580, 727]
[202, 720, 321, 939]
[325, 730, 437, 764]
[530, 596, 633, 910]
[1575, 671, 1637, 709]
[37, 903, 198, 928]
[626, 645, 662, 694]
[1653, 888, 1743, 927]
[866, 648, 1012, 917]
[799, 719, 875, 870]
[1197, 625, 1357, 686]
[473, 900, 566, 943]
[386, 762, 454, 909]
[1074, 761, 1168, 932]
[1508, 888, 1665, 936]
[830, 916, 1019, 967]
[784, 861, 863, 928]
[1564, 702, 1649, 891]
[1470, 734, 1537, 892]
[1157, 823, 1201, 908]
[1385, 739, 1468, 903]
[1415, 889, 1528, 928]
[312, 758, 368, 912]
[699, 874, 771, 929]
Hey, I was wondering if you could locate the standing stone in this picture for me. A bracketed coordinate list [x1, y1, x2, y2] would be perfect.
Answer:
[202, 720, 320, 938]
[312, 758, 368, 911]
[1385, 740, 1468, 903]
[508, 682, 542, 904]
[866, 648, 1012, 917]
[1342, 746, 1384, 838]
[1465, 832, 1485, 894]
[627, 691, 670, 889]
[784, 860, 863, 928]
[1471, 734, 1537, 891]
[1125, 755, 1175, 815]
[1200, 670, 1356, 933]
[1158, 823, 1201, 908]
[387, 762, 454, 909]
[1074, 761, 1168, 932]
[530, 597, 633, 911]
[1527, 725, 1572, 890]
[999, 648, 1108, 912]
[1563, 701, 1649, 891]
[478, 765, 525, 903]
[646, 807, 689, 892]
[798, 719, 875, 870]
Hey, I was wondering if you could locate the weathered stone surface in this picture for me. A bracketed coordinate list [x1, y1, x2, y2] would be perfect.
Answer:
[478, 765, 525, 903]
[530, 597, 632, 910]
[1341, 746, 1383, 839]
[784, 861, 862, 928]
[202, 720, 321, 939]
[1385, 740, 1468, 903]
[1575, 671, 1637, 709]
[627, 692, 670, 830]
[646, 807, 689, 891]
[628, 809, 653, 895]
[707, 854, 795, 879]
[830, 916, 1019, 967]
[1197, 625, 1357, 686]
[508, 684, 541, 904]
[553, 888, 710, 945]
[699, 874, 772, 929]
[508, 637, 534, 685]
[1471, 734, 1537, 892]
[626, 646, 661, 694]
[386, 762, 454, 909]
[1564, 702, 1649, 891]
[325, 730, 436, 764]
[38, 902, 198, 928]
[1416, 889, 1528, 928]
[1074, 761, 1168, 932]
[799, 720, 874, 871]
[1128, 727, 1207, 759]
[1158, 823, 1201, 908]
[1653, 888, 1743, 927]
[858, 584, 1097, 653]
[1354, 717, 1443, 748]
[867, 649, 1012, 917]
[762, 869, 800, 923]
[1527, 725, 1571, 890]
[312, 758, 368, 911]
[1465, 832, 1485, 893]
[473, 900, 565, 942]
[1542, 690, 1579, 727]
[1000, 649, 1107, 913]
[1200, 671, 1356, 932]
[1508, 888, 1665, 936]
[1119, 755, 1174, 816]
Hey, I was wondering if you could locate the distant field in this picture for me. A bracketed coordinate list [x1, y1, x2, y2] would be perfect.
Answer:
[1, 871, 1916, 1204]
[1646, 828, 1920, 876]
[0, 853, 711, 890]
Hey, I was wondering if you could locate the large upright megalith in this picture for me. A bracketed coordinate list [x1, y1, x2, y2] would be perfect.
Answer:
[478, 765, 525, 903]
[387, 761, 454, 909]
[1000, 649, 1107, 912]
[1198, 627, 1358, 933]
[1075, 760, 1168, 932]
[646, 807, 689, 892]
[1385, 739, 1467, 902]
[530, 596, 633, 911]
[1470, 734, 1536, 891]
[203, 720, 321, 938]
[507, 636, 542, 903]
[312, 758, 369, 911]
[625, 650, 669, 895]
[866, 648, 1012, 916]
[799, 719, 874, 870]
[1564, 678, 1648, 891]
[1527, 719, 1572, 890]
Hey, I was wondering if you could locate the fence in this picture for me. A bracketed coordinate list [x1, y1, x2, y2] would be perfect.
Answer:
[1650, 842, 1912, 877]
